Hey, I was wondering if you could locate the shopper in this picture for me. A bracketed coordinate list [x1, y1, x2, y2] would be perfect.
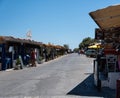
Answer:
[30, 49, 36, 67]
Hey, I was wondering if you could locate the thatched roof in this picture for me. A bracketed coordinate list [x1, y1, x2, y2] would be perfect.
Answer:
[0, 36, 43, 46]
[0, 36, 65, 49]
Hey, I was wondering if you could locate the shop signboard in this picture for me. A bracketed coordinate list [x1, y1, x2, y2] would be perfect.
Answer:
[95, 28, 104, 40]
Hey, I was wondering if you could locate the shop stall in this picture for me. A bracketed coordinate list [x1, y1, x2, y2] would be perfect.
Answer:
[89, 4, 120, 90]
[0, 36, 43, 70]
[0, 36, 66, 70]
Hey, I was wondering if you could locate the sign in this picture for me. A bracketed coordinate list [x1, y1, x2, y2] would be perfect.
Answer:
[95, 28, 104, 40]
[26, 30, 32, 40]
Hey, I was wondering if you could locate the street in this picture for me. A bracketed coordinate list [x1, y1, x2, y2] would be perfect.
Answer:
[0, 53, 115, 98]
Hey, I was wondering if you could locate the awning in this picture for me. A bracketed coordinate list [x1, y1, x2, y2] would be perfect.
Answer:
[89, 4, 120, 30]
[88, 44, 101, 49]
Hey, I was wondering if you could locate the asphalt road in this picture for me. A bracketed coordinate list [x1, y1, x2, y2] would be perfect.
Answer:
[0, 53, 115, 98]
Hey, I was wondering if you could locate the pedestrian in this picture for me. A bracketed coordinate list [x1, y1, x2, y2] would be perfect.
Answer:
[43, 48, 48, 62]
[30, 49, 36, 67]
[78, 50, 80, 55]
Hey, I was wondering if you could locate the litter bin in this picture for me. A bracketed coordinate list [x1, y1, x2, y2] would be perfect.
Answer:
[116, 79, 120, 98]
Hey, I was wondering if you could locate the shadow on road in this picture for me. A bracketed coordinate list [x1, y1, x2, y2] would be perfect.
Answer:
[67, 74, 116, 98]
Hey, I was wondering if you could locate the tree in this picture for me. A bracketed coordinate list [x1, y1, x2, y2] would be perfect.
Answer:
[73, 48, 79, 53]
[79, 37, 95, 49]
[63, 44, 69, 49]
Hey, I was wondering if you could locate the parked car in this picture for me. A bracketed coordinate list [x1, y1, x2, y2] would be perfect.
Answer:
[85, 49, 97, 57]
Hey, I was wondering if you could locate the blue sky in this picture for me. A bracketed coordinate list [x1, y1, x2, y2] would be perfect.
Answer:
[0, 0, 120, 49]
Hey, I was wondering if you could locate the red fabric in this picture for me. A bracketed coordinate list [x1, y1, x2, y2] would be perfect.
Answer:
[31, 51, 35, 60]
[104, 49, 118, 55]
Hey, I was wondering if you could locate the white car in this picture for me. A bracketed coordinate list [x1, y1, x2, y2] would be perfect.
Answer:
[85, 49, 97, 57]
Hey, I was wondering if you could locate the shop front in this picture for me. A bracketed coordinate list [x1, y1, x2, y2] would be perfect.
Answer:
[0, 36, 67, 71]
[0, 44, 6, 70]
[89, 4, 120, 91]
[0, 36, 43, 70]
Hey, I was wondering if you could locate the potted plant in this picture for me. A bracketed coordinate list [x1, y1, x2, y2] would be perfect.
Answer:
[38, 56, 45, 64]
[14, 58, 21, 70]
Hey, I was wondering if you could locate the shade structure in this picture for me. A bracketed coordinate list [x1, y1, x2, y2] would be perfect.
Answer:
[89, 4, 120, 30]
[88, 44, 101, 49]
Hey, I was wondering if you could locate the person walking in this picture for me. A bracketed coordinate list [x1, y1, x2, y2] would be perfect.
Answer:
[30, 49, 36, 67]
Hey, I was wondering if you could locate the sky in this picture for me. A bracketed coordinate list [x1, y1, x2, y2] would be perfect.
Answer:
[0, 0, 120, 49]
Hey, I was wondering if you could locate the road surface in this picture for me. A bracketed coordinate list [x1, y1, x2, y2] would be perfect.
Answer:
[0, 53, 115, 98]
